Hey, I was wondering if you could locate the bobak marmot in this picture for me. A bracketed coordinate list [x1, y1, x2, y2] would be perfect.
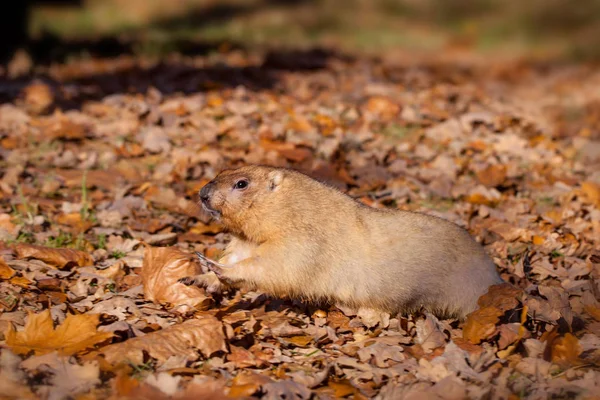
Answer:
[181, 165, 503, 318]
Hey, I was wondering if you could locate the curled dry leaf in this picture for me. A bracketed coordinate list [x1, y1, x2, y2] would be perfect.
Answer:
[5, 310, 113, 356]
[141, 246, 211, 313]
[95, 316, 227, 365]
[14, 244, 93, 269]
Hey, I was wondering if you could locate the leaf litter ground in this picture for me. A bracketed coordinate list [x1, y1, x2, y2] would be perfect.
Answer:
[0, 49, 599, 399]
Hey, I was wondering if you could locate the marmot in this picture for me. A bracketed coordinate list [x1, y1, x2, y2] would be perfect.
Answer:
[182, 165, 503, 318]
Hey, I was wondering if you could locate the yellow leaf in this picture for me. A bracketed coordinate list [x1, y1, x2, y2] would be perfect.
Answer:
[0, 256, 16, 279]
[5, 310, 113, 356]
[9, 276, 31, 288]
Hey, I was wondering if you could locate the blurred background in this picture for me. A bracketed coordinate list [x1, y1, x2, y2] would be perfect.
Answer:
[3, 0, 600, 64]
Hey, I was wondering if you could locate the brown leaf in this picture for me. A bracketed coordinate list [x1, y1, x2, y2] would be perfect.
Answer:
[415, 313, 447, 352]
[140, 246, 211, 313]
[5, 310, 113, 356]
[477, 283, 521, 312]
[476, 164, 507, 187]
[498, 323, 530, 350]
[43, 119, 87, 140]
[227, 345, 266, 368]
[463, 307, 503, 344]
[14, 244, 93, 269]
[95, 316, 226, 365]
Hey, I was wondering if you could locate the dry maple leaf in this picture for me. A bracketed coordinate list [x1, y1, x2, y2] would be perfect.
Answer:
[5, 310, 113, 356]
[140, 246, 211, 313]
[14, 244, 93, 269]
[95, 316, 227, 366]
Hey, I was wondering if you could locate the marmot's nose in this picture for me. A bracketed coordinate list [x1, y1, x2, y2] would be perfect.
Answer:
[199, 182, 215, 203]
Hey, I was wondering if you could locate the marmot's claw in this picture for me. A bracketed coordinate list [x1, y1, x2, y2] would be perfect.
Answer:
[205, 262, 224, 278]
[178, 276, 196, 286]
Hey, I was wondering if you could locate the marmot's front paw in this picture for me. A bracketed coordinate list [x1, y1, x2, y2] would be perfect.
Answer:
[178, 273, 228, 294]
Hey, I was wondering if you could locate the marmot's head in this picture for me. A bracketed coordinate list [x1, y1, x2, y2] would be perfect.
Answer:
[199, 165, 285, 237]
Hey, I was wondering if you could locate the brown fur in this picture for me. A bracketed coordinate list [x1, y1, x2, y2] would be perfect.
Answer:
[184, 165, 503, 318]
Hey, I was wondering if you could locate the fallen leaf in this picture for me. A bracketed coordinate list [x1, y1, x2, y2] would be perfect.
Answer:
[0, 256, 16, 279]
[46, 359, 100, 400]
[5, 310, 113, 356]
[415, 313, 446, 352]
[581, 181, 600, 206]
[229, 371, 272, 398]
[14, 244, 93, 269]
[463, 307, 503, 344]
[327, 380, 357, 398]
[263, 380, 311, 400]
[22, 82, 54, 114]
[551, 333, 582, 368]
[476, 164, 507, 187]
[56, 213, 95, 233]
[477, 283, 521, 312]
[43, 119, 87, 140]
[140, 246, 211, 313]
[95, 316, 226, 365]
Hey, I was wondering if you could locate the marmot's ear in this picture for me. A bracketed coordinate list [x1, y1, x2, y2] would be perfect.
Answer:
[268, 170, 284, 191]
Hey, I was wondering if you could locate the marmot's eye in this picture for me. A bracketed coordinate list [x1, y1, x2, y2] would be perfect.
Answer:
[234, 179, 249, 190]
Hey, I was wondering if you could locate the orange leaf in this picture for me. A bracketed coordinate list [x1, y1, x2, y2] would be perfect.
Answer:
[581, 181, 600, 206]
[55, 213, 94, 233]
[328, 380, 357, 398]
[532, 235, 545, 245]
[5, 310, 113, 356]
[584, 305, 600, 322]
[0, 256, 16, 279]
[551, 333, 582, 368]
[14, 244, 93, 269]
[9, 276, 31, 288]
[229, 372, 272, 398]
[463, 306, 503, 344]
